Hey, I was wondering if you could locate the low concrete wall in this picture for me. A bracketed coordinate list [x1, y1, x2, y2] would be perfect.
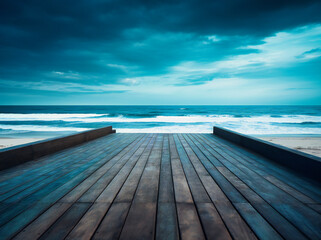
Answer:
[0, 126, 115, 171]
[213, 126, 321, 182]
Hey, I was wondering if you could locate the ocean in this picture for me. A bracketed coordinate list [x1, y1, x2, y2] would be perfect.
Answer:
[0, 105, 321, 138]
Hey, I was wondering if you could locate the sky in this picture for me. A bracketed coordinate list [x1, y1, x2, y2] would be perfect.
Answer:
[0, 0, 321, 105]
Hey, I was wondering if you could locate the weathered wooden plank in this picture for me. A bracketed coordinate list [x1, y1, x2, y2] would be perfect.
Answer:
[196, 134, 321, 239]
[213, 127, 321, 182]
[173, 134, 211, 203]
[0, 134, 135, 228]
[204, 133, 321, 204]
[206, 135, 321, 199]
[156, 203, 179, 240]
[207, 134, 321, 202]
[185, 134, 309, 240]
[0, 146, 108, 225]
[178, 135, 233, 240]
[96, 136, 155, 204]
[264, 175, 316, 204]
[177, 134, 235, 239]
[13, 202, 73, 240]
[12, 135, 145, 240]
[196, 202, 232, 240]
[216, 165, 308, 240]
[195, 134, 296, 204]
[169, 135, 194, 204]
[271, 203, 321, 239]
[176, 203, 205, 240]
[119, 134, 163, 240]
[0, 133, 120, 196]
[65, 134, 155, 240]
[0, 126, 115, 170]
[0, 134, 141, 239]
[92, 134, 156, 240]
[156, 134, 179, 240]
[183, 134, 247, 204]
[65, 202, 107, 240]
[120, 202, 157, 240]
[182, 134, 255, 240]
[6, 147, 106, 203]
[0, 133, 126, 202]
[0, 133, 319, 240]
[0, 132, 117, 194]
[114, 135, 154, 203]
[157, 134, 176, 203]
[0, 135, 111, 182]
[59, 134, 146, 204]
[0, 133, 135, 226]
[77, 134, 151, 203]
[168, 135, 206, 240]
[39, 203, 91, 240]
[251, 202, 309, 240]
[92, 202, 131, 240]
[234, 203, 282, 240]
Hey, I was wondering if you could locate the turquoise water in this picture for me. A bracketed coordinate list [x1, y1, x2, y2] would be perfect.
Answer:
[0, 105, 320, 137]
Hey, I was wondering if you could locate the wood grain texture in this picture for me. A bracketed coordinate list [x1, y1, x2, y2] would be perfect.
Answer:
[0, 133, 319, 240]
[0, 126, 115, 170]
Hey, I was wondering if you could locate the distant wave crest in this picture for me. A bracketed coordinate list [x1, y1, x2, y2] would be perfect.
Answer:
[1, 113, 321, 134]
[0, 124, 88, 132]
[1, 113, 321, 124]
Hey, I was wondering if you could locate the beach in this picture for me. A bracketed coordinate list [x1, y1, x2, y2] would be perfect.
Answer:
[1, 106, 321, 136]
[1, 135, 321, 159]
[0, 106, 320, 156]
[0, 138, 44, 150]
[259, 136, 321, 158]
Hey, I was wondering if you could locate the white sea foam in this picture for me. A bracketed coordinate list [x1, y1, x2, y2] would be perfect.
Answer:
[117, 125, 212, 133]
[0, 123, 320, 134]
[116, 124, 321, 134]
[0, 124, 89, 132]
[80, 115, 321, 123]
[0, 113, 321, 134]
[0, 113, 321, 124]
[0, 113, 105, 121]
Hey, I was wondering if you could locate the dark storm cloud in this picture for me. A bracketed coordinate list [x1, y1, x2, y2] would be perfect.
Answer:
[1, 0, 320, 44]
[171, 0, 321, 35]
[0, 0, 321, 98]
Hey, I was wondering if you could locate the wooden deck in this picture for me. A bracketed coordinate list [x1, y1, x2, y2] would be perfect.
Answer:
[0, 133, 320, 240]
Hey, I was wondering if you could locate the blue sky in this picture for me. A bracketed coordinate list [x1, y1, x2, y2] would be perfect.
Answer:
[0, 0, 321, 105]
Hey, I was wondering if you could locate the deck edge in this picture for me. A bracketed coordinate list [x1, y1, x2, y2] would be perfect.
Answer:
[0, 126, 116, 171]
[213, 126, 321, 182]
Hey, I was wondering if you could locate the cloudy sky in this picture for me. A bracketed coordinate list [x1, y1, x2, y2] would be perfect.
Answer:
[0, 0, 321, 105]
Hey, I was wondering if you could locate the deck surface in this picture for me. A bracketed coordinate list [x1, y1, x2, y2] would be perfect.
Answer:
[0, 133, 320, 240]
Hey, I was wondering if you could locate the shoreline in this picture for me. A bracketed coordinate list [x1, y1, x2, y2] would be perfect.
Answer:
[0, 137, 45, 150]
[1, 134, 321, 158]
[258, 136, 321, 158]
[252, 134, 321, 137]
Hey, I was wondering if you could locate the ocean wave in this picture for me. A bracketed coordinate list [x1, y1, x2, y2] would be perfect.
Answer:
[0, 124, 89, 132]
[116, 124, 321, 134]
[0, 113, 105, 121]
[1, 113, 321, 135]
[68, 114, 321, 124]
[1, 122, 320, 134]
[1, 113, 321, 124]
[117, 125, 210, 133]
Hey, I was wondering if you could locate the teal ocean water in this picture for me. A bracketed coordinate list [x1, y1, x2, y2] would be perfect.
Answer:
[0, 105, 320, 137]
